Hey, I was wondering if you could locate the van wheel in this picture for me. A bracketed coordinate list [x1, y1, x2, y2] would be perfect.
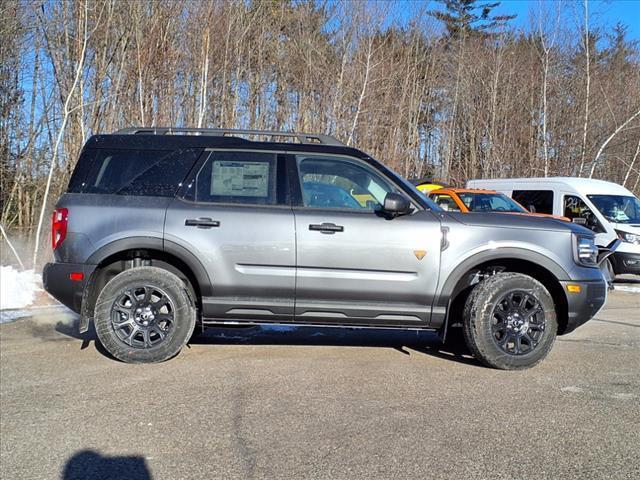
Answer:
[462, 273, 557, 370]
[94, 267, 196, 363]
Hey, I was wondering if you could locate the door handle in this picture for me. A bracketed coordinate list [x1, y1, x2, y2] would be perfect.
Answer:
[309, 222, 344, 234]
[185, 218, 220, 228]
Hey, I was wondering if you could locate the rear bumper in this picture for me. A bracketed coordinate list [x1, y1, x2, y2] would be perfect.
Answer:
[611, 251, 640, 275]
[42, 262, 95, 314]
[559, 279, 607, 335]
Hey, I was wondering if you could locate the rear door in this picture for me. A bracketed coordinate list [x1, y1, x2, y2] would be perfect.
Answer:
[290, 153, 442, 326]
[164, 149, 295, 322]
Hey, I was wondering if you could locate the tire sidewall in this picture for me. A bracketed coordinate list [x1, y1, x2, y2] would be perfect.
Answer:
[465, 274, 558, 370]
[94, 267, 196, 363]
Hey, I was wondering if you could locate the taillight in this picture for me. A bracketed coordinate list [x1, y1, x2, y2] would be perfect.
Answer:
[52, 208, 68, 250]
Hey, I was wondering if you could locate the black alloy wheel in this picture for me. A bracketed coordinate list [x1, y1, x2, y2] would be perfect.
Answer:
[491, 290, 546, 355]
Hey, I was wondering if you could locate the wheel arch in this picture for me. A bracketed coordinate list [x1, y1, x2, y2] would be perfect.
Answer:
[436, 248, 570, 335]
[82, 237, 212, 326]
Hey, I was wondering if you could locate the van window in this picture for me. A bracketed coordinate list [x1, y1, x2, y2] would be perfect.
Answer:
[588, 195, 640, 224]
[512, 190, 554, 214]
[563, 195, 605, 233]
[68, 148, 200, 197]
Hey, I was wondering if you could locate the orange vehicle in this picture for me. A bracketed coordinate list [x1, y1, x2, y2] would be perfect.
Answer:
[428, 188, 570, 221]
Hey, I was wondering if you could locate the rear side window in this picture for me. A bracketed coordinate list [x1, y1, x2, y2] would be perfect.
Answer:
[189, 151, 279, 205]
[512, 190, 554, 214]
[67, 148, 200, 197]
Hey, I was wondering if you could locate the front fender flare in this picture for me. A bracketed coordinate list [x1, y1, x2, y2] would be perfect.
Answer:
[433, 247, 570, 320]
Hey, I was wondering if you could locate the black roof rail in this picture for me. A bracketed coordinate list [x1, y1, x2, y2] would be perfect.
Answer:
[113, 127, 346, 147]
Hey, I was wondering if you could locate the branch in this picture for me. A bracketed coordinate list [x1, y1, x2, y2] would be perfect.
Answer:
[589, 108, 640, 178]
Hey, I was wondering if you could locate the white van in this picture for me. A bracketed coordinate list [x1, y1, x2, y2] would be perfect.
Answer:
[467, 177, 640, 276]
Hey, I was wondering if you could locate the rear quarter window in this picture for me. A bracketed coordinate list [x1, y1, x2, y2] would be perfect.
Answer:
[67, 148, 200, 197]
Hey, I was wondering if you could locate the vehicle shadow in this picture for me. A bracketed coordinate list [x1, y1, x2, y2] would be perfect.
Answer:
[54, 316, 480, 367]
[613, 276, 640, 285]
[190, 324, 481, 367]
[62, 450, 151, 480]
[54, 318, 120, 361]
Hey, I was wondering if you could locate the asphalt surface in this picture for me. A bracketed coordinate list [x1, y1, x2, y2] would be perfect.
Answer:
[1, 285, 639, 480]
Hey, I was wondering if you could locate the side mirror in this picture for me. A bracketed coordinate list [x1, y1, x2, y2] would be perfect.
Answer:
[383, 192, 412, 217]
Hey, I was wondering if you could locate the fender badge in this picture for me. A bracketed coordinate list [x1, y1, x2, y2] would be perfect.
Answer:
[413, 250, 426, 260]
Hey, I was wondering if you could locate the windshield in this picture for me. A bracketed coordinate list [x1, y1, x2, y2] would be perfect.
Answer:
[588, 194, 640, 224]
[457, 192, 527, 213]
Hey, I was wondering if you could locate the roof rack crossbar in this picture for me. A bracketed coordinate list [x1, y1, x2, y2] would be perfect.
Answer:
[114, 127, 345, 146]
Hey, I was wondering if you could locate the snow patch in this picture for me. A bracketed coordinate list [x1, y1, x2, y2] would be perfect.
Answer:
[0, 266, 41, 310]
[0, 309, 32, 324]
[613, 285, 640, 294]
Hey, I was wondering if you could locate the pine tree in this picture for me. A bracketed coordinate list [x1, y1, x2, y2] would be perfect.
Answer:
[429, 0, 515, 38]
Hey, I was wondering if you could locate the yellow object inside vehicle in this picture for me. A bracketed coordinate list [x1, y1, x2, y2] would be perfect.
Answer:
[351, 193, 376, 208]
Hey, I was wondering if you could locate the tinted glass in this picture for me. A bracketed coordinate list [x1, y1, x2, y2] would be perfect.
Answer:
[192, 151, 278, 205]
[564, 195, 605, 233]
[296, 155, 395, 211]
[512, 190, 554, 214]
[67, 148, 97, 192]
[67, 148, 199, 197]
[588, 195, 640, 224]
[458, 193, 525, 213]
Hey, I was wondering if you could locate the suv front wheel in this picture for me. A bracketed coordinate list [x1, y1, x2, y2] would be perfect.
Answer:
[94, 266, 196, 363]
[462, 272, 558, 370]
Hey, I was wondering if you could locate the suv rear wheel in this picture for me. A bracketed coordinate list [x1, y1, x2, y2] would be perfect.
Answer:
[94, 266, 196, 363]
[462, 272, 557, 370]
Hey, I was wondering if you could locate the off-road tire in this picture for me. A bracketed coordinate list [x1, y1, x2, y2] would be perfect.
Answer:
[462, 272, 557, 370]
[94, 266, 196, 363]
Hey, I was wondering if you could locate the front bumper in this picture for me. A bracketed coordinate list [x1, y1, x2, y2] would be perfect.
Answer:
[42, 262, 95, 314]
[611, 251, 640, 275]
[559, 279, 607, 335]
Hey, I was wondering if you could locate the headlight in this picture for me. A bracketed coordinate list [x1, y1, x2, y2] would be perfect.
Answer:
[615, 230, 640, 245]
[574, 235, 598, 266]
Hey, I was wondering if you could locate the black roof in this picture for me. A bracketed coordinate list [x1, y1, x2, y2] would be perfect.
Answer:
[84, 133, 371, 160]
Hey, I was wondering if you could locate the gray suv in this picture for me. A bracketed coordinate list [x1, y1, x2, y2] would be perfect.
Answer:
[43, 128, 613, 369]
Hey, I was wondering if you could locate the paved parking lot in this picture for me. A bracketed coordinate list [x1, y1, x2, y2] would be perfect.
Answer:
[1, 285, 639, 480]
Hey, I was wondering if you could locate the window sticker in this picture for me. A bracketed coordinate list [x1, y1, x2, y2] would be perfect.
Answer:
[211, 161, 269, 197]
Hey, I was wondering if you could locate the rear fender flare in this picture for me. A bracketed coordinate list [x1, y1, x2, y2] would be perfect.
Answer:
[85, 236, 213, 296]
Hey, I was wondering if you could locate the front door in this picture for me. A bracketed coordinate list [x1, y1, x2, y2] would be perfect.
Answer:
[291, 153, 442, 326]
[164, 150, 295, 322]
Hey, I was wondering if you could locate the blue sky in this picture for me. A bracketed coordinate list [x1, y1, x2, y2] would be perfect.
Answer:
[493, 0, 640, 40]
[386, 0, 640, 40]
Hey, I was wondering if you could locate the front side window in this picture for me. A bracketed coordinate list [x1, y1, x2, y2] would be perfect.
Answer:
[430, 193, 461, 212]
[296, 155, 396, 211]
[588, 195, 640, 224]
[191, 151, 278, 205]
[458, 193, 525, 213]
[564, 195, 605, 233]
[512, 190, 554, 214]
